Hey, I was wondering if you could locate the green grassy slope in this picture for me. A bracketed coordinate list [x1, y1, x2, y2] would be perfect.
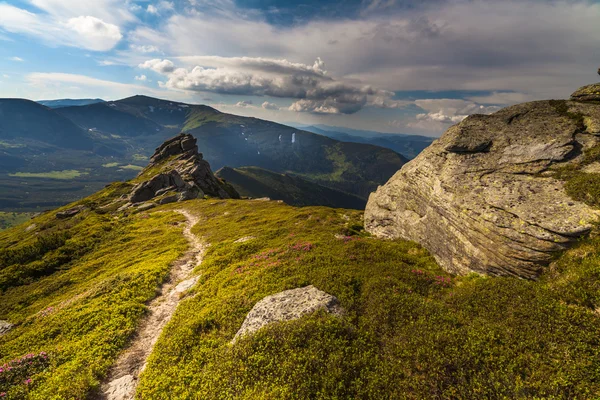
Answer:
[0, 188, 599, 398]
[133, 199, 600, 399]
[0, 188, 188, 399]
[216, 166, 367, 209]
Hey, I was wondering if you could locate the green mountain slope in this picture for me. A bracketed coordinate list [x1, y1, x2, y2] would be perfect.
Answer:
[0, 185, 599, 398]
[0, 95, 408, 211]
[0, 99, 93, 150]
[216, 166, 367, 209]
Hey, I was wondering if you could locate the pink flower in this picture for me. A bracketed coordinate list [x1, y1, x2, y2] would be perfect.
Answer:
[1, 392, 6, 397]
[24, 378, 32, 385]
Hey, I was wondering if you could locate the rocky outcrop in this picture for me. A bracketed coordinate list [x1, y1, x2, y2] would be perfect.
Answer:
[571, 83, 600, 102]
[233, 285, 342, 342]
[121, 134, 239, 209]
[56, 205, 86, 219]
[0, 320, 14, 336]
[365, 87, 600, 279]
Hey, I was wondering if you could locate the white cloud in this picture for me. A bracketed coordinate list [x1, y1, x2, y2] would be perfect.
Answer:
[409, 99, 500, 132]
[262, 101, 279, 110]
[140, 57, 400, 114]
[8, 56, 24, 62]
[235, 100, 253, 107]
[131, 44, 161, 54]
[30, 0, 135, 25]
[135, 74, 148, 81]
[65, 16, 122, 51]
[139, 59, 176, 73]
[0, 4, 123, 51]
[99, 60, 117, 66]
[132, 0, 600, 101]
[25, 72, 192, 102]
[466, 92, 536, 106]
[147, 2, 173, 15]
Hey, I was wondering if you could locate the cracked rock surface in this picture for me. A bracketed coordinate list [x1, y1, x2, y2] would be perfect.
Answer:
[365, 94, 600, 279]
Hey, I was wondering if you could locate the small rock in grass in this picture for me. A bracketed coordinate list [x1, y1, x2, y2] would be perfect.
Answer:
[56, 205, 86, 219]
[0, 320, 14, 336]
[232, 285, 343, 343]
[137, 203, 156, 212]
[234, 236, 256, 243]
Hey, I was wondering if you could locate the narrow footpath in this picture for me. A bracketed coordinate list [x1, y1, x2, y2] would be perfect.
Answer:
[98, 209, 205, 400]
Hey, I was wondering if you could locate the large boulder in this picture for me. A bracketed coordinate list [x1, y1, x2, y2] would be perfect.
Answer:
[233, 285, 342, 342]
[365, 92, 600, 279]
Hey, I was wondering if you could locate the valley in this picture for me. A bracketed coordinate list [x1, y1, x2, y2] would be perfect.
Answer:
[0, 96, 416, 214]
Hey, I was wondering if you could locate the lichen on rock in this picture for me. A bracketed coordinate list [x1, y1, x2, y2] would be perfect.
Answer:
[365, 91, 600, 279]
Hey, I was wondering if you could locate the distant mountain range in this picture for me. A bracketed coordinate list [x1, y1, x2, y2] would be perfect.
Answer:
[292, 124, 435, 159]
[37, 98, 105, 108]
[0, 95, 412, 211]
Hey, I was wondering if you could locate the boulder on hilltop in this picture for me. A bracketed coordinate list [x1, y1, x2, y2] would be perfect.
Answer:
[365, 84, 600, 279]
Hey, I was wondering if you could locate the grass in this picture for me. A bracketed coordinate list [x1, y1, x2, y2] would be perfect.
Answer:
[0, 213, 35, 231]
[0, 178, 599, 398]
[118, 164, 144, 171]
[135, 199, 600, 399]
[132, 154, 148, 162]
[0, 198, 188, 398]
[8, 171, 88, 180]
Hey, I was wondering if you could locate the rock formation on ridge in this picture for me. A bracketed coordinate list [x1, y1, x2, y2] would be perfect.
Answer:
[365, 84, 600, 279]
[120, 134, 239, 209]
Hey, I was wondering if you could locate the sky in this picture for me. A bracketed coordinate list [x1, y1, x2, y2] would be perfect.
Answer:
[0, 0, 599, 136]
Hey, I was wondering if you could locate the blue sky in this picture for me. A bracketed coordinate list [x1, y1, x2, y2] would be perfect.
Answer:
[0, 0, 599, 135]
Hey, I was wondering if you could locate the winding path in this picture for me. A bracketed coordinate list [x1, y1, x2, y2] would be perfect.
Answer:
[98, 210, 205, 400]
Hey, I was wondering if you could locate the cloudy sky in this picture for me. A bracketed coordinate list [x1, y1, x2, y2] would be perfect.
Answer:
[0, 0, 599, 135]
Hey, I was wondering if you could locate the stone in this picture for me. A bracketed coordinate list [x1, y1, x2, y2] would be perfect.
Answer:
[158, 195, 178, 205]
[365, 97, 600, 279]
[0, 320, 14, 336]
[233, 285, 342, 342]
[122, 134, 239, 209]
[56, 205, 85, 219]
[177, 185, 203, 202]
[234, 236, 256, 243]
[137, 203, 156, 211]
[571, 83, 600, 102]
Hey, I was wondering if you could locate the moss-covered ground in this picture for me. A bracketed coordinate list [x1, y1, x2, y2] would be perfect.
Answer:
[1, 191, 600, 398]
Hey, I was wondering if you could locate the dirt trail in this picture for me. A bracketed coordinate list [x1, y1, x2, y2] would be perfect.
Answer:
[97, 209, 205, 400]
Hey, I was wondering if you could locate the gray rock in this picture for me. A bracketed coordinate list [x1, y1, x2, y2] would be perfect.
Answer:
[365, 97, 600, 279]
[137, 203, 156, 211]
[125, 134, 239, 208]
[158, 195, 178, 205]
[178, 185, 203, 202]
[0, 320, 14, 336]
[571, 83, 600, 102]
[233, 285, 342, 342]
[56, 205, 85, 219]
